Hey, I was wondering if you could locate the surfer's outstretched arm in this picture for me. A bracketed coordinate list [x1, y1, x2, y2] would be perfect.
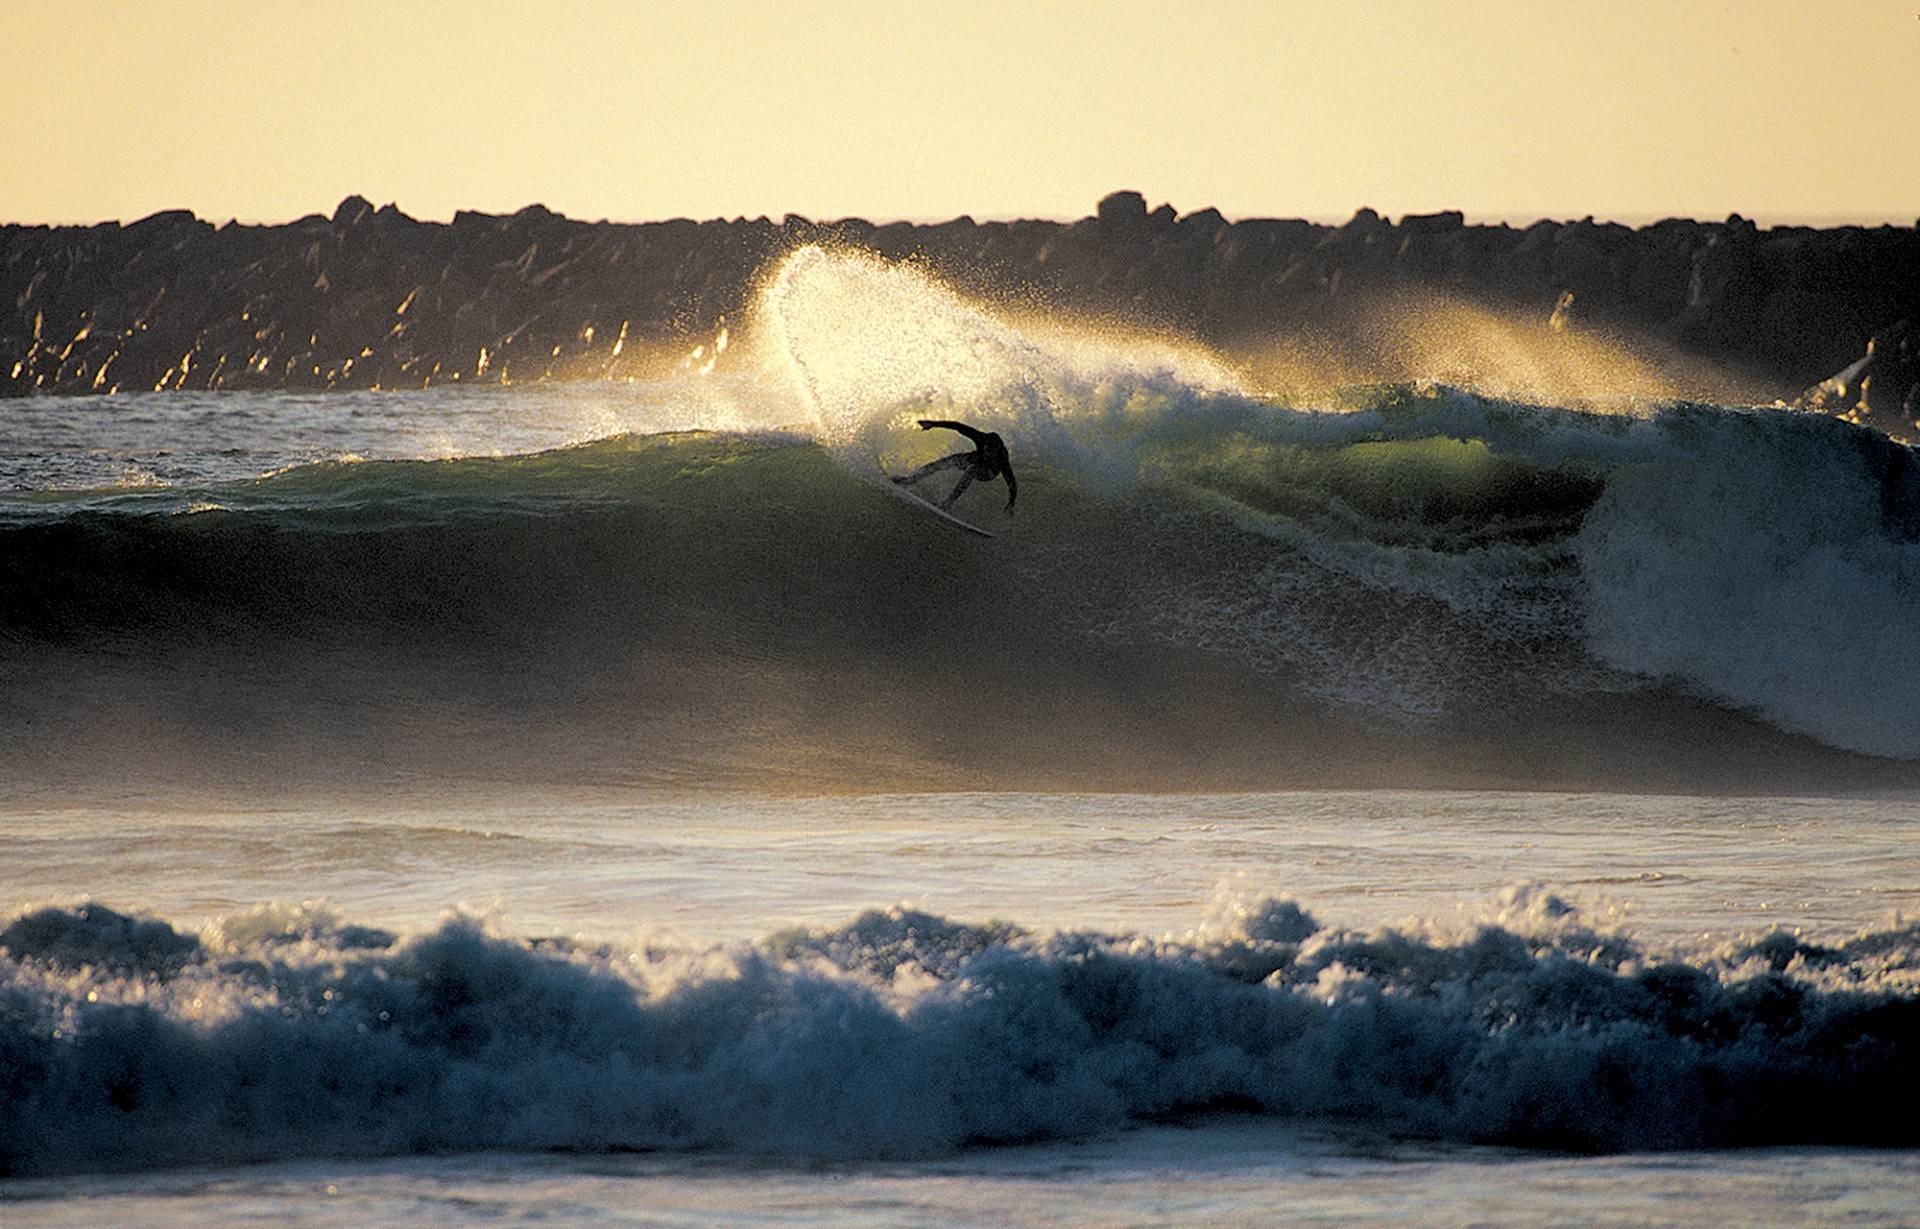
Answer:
[916, 419, 989, 445]
[1002, 462, 1017, 513]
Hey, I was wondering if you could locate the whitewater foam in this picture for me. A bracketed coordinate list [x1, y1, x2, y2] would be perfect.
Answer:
[3, 889, 1915, 1178]
[1573, 408, 1920, 758]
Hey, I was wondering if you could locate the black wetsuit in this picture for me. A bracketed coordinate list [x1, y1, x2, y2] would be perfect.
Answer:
[892, 419, 1018, 514]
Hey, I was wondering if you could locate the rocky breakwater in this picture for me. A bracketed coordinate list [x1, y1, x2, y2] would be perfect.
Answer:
[4, 191, 1916, 428]
[0, 195, 788, 396]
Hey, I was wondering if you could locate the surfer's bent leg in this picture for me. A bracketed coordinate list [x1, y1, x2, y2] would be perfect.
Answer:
[937, 472, 976, 511]
[893, 452, 971, 486]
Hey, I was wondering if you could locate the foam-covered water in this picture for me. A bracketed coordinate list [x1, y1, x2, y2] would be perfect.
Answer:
[4, 791, 1920, 1182]
[2, 793, 1918, 1228]
[4, 893, 1916, 1176]
[7, 1135, 1918, 1229]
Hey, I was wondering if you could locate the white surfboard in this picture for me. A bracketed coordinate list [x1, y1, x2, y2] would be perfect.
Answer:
[890, 484, 996, 538]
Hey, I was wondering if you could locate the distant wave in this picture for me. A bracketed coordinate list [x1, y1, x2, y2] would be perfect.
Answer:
[2, 891, 1915, 1177]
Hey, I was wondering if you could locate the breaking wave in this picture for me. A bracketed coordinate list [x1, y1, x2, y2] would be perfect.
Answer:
[2, 891, 1915, 1178]
[3, 247, 1919, 790]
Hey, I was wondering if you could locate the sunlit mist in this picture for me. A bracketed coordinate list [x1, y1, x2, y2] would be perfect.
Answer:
[1234, 292, 1771, 410]
[757, 244, 1244, 468]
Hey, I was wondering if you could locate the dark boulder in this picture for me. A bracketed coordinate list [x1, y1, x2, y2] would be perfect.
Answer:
[1096, 189, 1147, 227]
[1400, 210, 1465, 235]
[332, 195, 373, 227]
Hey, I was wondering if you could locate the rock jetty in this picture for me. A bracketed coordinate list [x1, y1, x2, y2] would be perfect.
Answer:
[4, 190, 1915, 429]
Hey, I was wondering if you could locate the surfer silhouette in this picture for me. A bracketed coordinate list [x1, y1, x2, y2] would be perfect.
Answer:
[892, 419, 1018, 514]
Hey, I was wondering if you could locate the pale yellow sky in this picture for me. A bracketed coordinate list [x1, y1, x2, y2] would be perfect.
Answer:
[4, 0, 1916, 226]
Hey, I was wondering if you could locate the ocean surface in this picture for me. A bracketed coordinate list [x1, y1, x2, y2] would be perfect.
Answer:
[3, 247, 1918, 1225]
